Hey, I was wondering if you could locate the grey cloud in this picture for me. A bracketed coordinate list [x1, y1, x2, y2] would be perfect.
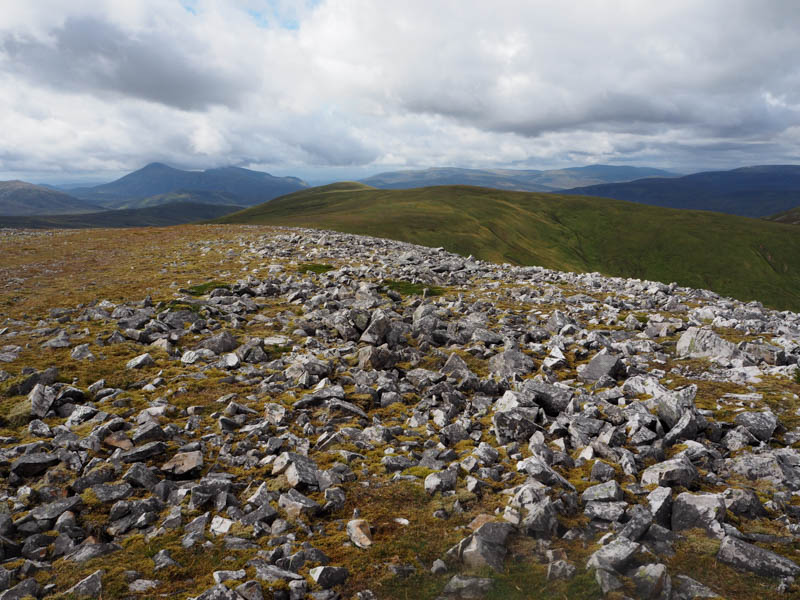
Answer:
[1, 17, 252, 110]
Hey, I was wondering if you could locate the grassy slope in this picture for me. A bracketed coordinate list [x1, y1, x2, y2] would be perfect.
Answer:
[214, 183, 800, 311]
[765, 206, 800, 226]
[0, 201, 243, 229]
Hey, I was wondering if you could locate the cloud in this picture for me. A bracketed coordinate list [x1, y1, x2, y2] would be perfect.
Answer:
[1, 0, 799, 181]
[1, 16, 253, 110]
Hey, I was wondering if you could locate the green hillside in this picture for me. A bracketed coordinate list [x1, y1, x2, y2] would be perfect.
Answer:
[213, 183, 800, 311]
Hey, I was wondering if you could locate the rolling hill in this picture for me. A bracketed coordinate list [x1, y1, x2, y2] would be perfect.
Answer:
[69, 163, 308, 208]
[765, 206, 800, 226]
[563, 165, 800, 217]
[112, 189, 242, 210]
[0, 181, 103, 216]
[361, 165, 673, 192]
[214, 183, 800, 311]
[0, 201, 242, 229]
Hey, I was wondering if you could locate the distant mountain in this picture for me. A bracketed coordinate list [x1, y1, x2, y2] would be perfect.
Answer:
[564, 165, 800, 217]
[0, 201, 243, 229]
[360, 165, 674, 192]
[0, 181, 103, 216]
[70, 163, 308, 208]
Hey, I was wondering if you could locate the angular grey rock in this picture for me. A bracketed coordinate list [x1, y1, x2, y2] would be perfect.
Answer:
[632, 563, 671, 600]
[161, 451, 204, 477]
[578, 352, 625, 383]
[586, 538, 641, 572]
[28, 383, 56, 418]
[722, 488, 767, 519]
[278, 489, 321, 519]
[581, 480, 623, 503]
[309, 565, 348, 588]
[594, 568, 623, 594]
[30, 496, 82, 521]
[547, 559, 576, 580]
[641, 457, 698, 488]
[492, 407, 539, 445]
[11, 452, 60, 477]
[0, 578, 41, 600]
[671, 492, 726, 533]
[213, 569, 246, 584]
[62, 569, 104, 598]
[441, 574, 492, 599]
[424, 468, 458, 495]
[584, 501, 627, 522]
[194, 584, 244, 600]
[717, 535, 800, 578]
[64, 542, 121, 563]
[250, 561, 304, 583]
[126, 353, 154, 369]
[234, 581, 264, 600]
[199, 331, 240, 354]
[488, 349, 534, 379]
[120, 441, 167, 463]
[734, 411, 778, 442]
[672, 574, 719, 599]
[618, 505, 653, 542]
[273, 452, 319, 489]
[346, 519, 373, 549]
[71, 343, 95, 360]
[676, 327, 738, 360]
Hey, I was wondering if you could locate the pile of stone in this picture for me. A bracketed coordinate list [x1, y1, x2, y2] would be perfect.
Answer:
[0, 227, 799, 599]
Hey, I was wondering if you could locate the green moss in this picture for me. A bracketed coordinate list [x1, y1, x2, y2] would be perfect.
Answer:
[183, 280, 230, 296]
[402, 466, 436, 479]
[382, 279, 444, 297]
[297, 263, 334, 274]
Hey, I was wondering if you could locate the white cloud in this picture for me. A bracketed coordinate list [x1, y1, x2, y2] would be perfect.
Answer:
[1, 0, 799, 182]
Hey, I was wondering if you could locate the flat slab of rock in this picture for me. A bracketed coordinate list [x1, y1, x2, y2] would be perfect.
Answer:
[587, 538, 641, 572]
[441, 574, 493, 599]
[161, 451, 204, 476]
[120, 441, 167, 463]
[11, 452, 60, 477]
[717, 535, 800, 578]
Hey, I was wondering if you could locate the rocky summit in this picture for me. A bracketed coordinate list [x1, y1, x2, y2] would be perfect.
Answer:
[1, 226, 800, 600]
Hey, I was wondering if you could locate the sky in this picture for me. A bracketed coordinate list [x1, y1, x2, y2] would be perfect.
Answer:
[1, 0, 799, 184]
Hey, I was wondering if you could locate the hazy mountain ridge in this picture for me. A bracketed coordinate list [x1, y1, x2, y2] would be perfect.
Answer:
[0, 200, 243, 229]
[564, 165, 800, 217]
[360, 165, 674, 192]
[0, 180, 104, 216]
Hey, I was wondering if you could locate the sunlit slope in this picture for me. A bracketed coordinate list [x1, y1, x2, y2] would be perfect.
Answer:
[214, 183, 800, 310]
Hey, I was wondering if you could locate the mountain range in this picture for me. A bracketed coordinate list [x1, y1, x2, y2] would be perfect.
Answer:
[0, 181, 104, 216]
[68, 162, 308, 208]
[213, 182, 800, 311]
[360, 165, 674, 192]
[0, 201, 244, 229]
[563, 165, 800, 217]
